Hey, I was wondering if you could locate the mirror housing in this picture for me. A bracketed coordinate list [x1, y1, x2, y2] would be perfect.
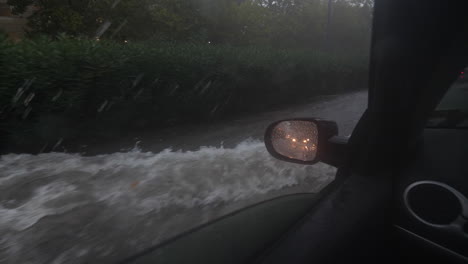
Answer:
[264, 118, 346, 167]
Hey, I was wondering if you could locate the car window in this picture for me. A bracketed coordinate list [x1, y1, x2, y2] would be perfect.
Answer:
[0, 0, 371, 263]
[427, 67, 468, 128]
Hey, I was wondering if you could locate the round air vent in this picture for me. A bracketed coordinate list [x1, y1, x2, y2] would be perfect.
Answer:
[404, 181, 467, 227]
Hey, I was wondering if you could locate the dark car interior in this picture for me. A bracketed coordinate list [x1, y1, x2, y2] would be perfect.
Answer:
[120, 0, 468, 263]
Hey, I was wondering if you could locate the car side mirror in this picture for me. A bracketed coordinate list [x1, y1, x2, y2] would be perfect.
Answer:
[264, 118, 346, 166]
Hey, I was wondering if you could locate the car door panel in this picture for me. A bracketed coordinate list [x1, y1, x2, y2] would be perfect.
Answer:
[120, 192, 326, 264]
[395, 129, 468, 261]
[256, 170, 393, 264]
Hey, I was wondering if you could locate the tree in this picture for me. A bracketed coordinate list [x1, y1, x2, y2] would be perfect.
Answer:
[147, 0, 205, 40]
[7, 0, 374, 51]
[7, 0, 157, 39]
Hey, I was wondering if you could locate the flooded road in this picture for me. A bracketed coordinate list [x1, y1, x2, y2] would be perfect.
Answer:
[0, 91, 367, 264]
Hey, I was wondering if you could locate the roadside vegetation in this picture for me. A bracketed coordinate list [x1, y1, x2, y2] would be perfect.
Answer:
[1, 0, 372, 153]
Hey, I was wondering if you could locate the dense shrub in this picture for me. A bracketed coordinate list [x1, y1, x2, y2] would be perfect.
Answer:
[0, 36, 368, 152]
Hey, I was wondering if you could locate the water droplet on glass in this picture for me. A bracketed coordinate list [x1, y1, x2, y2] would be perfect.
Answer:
[98, 100, 108, 113]
[134, 88, 145, 99]
[105, 101, 114, 111]
[131, 74, 144, 89]
[39, 142, 49, 153]
[193, 78, 206, 92]
[12, 89, 25, 105]
[168, 84, 180, 96]
[210, 104, 220, 115]
[52, 89, 63, 101]
[24, 92, 35, 106]
[95, 20, 112, 38]
[111, 19, 128, 38]
[12, 78, 34, 105]
[111, 0, 122, 9]
[199, 81, 212, 95]
[22, 106, 32, 119]
[52, 138, 63, 151]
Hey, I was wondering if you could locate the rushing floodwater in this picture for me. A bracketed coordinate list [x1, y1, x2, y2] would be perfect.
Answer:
[0, 91, 367, 264]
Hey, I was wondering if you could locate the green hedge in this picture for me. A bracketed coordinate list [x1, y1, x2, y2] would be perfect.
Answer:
[0, 36, 368, 152]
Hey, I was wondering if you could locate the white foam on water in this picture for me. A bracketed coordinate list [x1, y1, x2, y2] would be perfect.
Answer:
[0, 181, 85, 231]
[0, 139, 336, 263]
[0, 139, 334, 230]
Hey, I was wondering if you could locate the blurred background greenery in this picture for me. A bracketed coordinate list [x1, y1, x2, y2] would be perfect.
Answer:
[1, 0, 372, 153]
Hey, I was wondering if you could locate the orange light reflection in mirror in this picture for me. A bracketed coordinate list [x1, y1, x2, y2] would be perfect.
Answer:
[270, 121, 318, 162]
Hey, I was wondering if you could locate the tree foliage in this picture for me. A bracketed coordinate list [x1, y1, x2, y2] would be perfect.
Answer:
[0, 36, 368, 151]
[7, 0, 373, 50]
